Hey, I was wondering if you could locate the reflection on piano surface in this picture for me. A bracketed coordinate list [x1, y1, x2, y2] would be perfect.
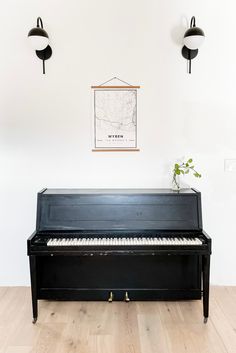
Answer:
[27, 188, 211, 324]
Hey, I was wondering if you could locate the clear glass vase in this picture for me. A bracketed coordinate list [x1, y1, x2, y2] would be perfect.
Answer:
[172, 175, 180, 191]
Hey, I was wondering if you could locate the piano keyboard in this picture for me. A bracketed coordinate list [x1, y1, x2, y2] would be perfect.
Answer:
[47, 237, 203, 246]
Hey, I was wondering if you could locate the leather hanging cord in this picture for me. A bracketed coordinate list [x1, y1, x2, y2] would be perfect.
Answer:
[98, 77, 133, 87]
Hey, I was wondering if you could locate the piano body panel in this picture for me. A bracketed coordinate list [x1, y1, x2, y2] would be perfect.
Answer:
[202, 230, 212, 253]
[38, 289, 201, 301]
[28, 188, 211, 323]
[34, 253, 202, 301]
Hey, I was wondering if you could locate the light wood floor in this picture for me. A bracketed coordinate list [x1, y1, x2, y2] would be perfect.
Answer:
[0, 287, 236, 353]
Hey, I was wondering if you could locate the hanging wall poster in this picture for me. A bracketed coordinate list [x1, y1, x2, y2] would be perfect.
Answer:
[91, 77, 140, 151]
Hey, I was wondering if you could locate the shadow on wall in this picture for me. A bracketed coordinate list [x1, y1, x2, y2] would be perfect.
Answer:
[170, 16, 189, 46]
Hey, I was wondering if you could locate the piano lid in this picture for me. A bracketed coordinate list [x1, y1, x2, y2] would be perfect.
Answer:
[36, 188, 202, 232]
[42, 188, 196, 195]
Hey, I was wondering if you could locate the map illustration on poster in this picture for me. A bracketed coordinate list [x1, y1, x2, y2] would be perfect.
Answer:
[91, 77, 140, 151]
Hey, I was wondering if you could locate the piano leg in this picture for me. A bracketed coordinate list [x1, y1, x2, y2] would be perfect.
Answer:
[29, 255, 38, 324]
[203, 254, 210, 323]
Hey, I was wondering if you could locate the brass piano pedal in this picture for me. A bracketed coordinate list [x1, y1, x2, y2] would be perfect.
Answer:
[124, 291, 130, 302]
[108, 291, 113, 302]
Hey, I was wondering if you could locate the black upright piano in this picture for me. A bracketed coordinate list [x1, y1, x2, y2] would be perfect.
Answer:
[27, 188, 211, 323]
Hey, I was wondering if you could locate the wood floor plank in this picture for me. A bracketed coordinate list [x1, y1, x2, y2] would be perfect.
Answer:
[212, 286, 236, 327]
[137, 303, 170, 353]
[4, 347, 32, 353]
[115, 302, 142, 353]
[0, 287, 236, 353]
[209, 287, 236, 353]
[0, 287, 8, 300]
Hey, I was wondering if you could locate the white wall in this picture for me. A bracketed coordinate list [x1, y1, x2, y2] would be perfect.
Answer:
[1, 0, 236, 286]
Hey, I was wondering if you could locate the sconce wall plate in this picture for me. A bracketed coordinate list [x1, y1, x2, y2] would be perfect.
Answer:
[35, 45, 52, 75]
[182, 46, 198, 60]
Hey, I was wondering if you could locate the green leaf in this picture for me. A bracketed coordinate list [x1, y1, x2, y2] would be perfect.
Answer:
[175, 164, 179, 168]
[185, 163, 189, 167]
[176, 170, 180, 175]
[185, 169, 189, 174]
[188, 158, 193, 163]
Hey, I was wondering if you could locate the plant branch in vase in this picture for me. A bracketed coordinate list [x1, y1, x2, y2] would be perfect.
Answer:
[172, 158, 201, 191]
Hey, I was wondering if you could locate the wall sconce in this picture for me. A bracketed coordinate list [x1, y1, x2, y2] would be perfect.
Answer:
[182, 16, 205, 74]
[28, 17, 52, 74]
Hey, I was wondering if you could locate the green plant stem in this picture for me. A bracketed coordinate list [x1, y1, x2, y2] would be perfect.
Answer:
[172, 174, 180, 189]
[172, 159, 201, 190]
